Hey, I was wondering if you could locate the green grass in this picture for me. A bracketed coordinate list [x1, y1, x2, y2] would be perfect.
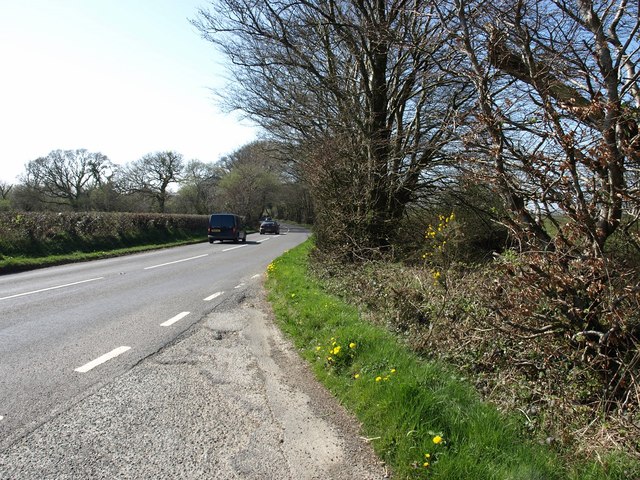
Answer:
[265, 239, 638, 479]
[0, 236, 206, 274]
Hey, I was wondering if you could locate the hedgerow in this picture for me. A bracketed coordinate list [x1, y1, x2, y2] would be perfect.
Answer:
[0, 211, 207, 257]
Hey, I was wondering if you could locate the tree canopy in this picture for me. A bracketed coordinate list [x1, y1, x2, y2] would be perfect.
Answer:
[193, 0, 468, 253]
[21, 149, 113, 211]
[118, 151, 184, 213]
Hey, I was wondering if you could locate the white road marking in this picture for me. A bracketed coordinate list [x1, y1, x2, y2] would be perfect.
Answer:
[160, 311, 190, 327]
[144, 254, 208, 270]
[234, 283, 245, 289]
[204, 291, 224, 301]
[256, 238, 271, 244]
[251, 274, 261, 279]
[0, 416, 3, 421]
[74, 346, 131, 373]
[0, 277, 105, 301]
[222, 244, 248, 252]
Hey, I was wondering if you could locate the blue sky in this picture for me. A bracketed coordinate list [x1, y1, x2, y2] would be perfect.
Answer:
[0, 0, 258, 183]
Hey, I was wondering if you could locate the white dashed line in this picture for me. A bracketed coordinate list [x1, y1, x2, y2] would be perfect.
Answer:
[74, 346, 131, 373]
[251, 274, 261, 279]
[0, 277, 105, 301]
[222, 245, 248, 252]
[204, 291, 224, 301]
[234, 283, 245, 289]
[256, 238, 271, 244]
[144, 254, 208, 270]
[160, 311, 190, 327]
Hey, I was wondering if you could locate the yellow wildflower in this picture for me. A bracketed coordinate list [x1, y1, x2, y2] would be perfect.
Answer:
[349, 342, 356, 349]
[375, 376, 382, 382]
[433, 435, 443, 444]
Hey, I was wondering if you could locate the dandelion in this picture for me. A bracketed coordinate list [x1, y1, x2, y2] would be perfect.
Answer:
[432, 435, 443, 444]
[291, 293, 296, 298]
[354, 373, 360, 379]
[424, 453, 431, 459]
[390, 368, 396, 374]
[315, 346, 322, 351]
[423, 462, 430, 468]
[332, 346, 341, 355]
[327, 356, 333, 362]
[375, 376, 382, 382]
[349, 342, 356, 349]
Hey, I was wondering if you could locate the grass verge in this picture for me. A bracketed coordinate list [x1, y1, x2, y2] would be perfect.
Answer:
[0, 236, 206, 275]
[265, 239, 637, 479]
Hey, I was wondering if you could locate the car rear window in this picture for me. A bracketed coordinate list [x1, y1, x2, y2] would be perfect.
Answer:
[210, 215, 235, 228]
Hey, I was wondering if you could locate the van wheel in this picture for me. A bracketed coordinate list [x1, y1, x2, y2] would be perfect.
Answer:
[242, 234, 247, 243]
[209, 239, 214, 244]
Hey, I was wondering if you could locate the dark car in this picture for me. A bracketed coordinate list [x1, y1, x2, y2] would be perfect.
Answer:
[259, 219, 280, 235]
[208, 213, 247, 243]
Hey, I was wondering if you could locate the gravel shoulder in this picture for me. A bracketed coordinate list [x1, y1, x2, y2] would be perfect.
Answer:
[0, 281, 388, 479]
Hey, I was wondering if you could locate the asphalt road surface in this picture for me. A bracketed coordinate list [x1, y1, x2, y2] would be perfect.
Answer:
[0, 227, 387, 479]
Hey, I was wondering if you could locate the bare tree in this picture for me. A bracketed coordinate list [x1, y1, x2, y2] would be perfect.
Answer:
[21, 149, 113, 211]
[193, 0, 467, 253]
[0, 181, 13, 211]
[119, 151, 184, 213]
[176, 159, 223, 214]
[215, 142, 282, 223]
[444, 0, 640, 254]
[0, 182, 12, 200]
[437, 0, 640, 416]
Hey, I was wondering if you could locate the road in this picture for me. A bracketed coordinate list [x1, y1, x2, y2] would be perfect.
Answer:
[0, 226, 388, 479]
